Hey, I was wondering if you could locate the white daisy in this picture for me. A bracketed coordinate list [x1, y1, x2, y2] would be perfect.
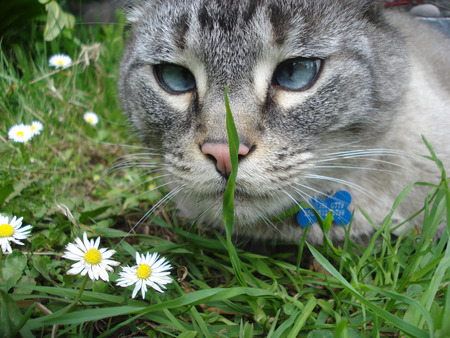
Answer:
[8, 124, 33, 143]
[83, 111, 99, 126]
[0, 214, 32, 254]
[117, 252, 173, 299]
[62, 232, 119, 282]
[30, 121, 44, 136]
[48, 54, 73, 69]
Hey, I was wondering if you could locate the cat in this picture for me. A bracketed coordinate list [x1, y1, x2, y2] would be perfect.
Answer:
[118, 0, 450, 246]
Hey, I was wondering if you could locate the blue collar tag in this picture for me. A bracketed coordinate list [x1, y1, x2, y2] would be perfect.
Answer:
[296, 190, 352, 228]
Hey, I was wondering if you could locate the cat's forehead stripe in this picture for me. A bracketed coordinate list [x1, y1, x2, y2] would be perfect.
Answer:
[173, 13, 190, 51]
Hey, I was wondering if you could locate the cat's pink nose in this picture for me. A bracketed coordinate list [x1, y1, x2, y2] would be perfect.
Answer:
[201, 142, 250, 177]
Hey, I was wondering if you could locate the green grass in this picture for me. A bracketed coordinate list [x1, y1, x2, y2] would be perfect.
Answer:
[1, 14, 449, 337]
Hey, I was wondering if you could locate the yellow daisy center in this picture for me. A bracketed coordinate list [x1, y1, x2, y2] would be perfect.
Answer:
[17, 131, 24, 137]
[31, 126, 36, 130]
[137, 264, 152, 279]
[87, 118, 93, 123]
[84, 248, 102, 265]
[0, 223, 14, 238]
[58, 60, 63, 66]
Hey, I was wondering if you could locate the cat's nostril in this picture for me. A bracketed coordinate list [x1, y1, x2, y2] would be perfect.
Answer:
[201, 142, 250, 177]
[205, 153, 217, 164]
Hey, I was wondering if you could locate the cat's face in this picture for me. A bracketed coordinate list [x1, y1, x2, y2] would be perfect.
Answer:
[119, 0, 407, 234]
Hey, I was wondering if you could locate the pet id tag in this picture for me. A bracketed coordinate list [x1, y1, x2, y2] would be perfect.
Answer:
[297, 190, 352, 227]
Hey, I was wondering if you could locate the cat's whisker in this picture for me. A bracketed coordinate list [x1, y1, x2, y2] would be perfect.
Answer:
[188, 204, 215, 233]
[108, 163, 160, 174]
[131, 172, 172, 187]
[85, 137, 160, 153]
[324, 148, 411, 157]
[108, 156, 161, 172]
[304, 174, 382, 204]
[135, 168, 166, 180]
[282, 190, 316, 225]
[131, 179, 176, 199]
[258, 215, 283, 235]
[319, 149, 416, 165]
[115, 184, 186, 248]
[290, 185, 337, 221]
[111, 153, 162, 162]
[293, 182, 334, 200]
[315, 165, 399, 175]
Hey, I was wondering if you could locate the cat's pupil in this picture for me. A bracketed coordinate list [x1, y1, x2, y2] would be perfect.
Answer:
[273, 58, 321, 91]
[155, 64, 196, 93]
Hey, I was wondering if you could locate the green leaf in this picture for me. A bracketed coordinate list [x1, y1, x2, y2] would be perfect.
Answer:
[2, 250, 27, 287]
[79, 206, 110, 224]
[44, 1, 75, 41]
[0, 289, 34, 337]
[254, 259, 276, 279]
[4, 179, 37, 204]
[30, 255, 55, 284]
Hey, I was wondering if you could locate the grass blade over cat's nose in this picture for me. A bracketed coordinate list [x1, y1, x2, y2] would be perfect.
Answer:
[222, 85, 247, 287]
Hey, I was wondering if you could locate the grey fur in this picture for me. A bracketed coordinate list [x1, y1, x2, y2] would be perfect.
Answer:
[118, 0, 450, 245]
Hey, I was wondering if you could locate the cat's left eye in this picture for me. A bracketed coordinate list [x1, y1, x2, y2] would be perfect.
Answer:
[272, 57, 321, 91]
[154, 64, 196, 94]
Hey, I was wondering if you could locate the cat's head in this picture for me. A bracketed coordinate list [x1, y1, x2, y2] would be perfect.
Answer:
[118, 0, 407, 234]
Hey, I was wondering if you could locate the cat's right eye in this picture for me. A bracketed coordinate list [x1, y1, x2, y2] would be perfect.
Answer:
[154, 64, 196, 94]
[272, 57, 321, 91]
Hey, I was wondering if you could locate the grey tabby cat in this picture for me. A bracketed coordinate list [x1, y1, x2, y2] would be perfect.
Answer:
[118, 0, 450, 246]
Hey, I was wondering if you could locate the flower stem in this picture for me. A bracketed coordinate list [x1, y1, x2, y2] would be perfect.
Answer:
[64, 274, 89, 314]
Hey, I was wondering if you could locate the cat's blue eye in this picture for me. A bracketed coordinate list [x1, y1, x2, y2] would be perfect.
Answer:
[155, 64, 196, 93]
[272, 58, 321, 91]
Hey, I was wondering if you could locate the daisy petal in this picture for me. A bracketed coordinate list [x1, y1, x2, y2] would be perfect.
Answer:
[0, 214, 32, 253]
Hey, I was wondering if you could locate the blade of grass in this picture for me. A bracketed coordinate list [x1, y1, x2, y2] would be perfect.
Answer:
[190, 305, 213, 338]
[266, 308, 281, 338]
[364, 285, 434, 333]
[223, 84, 247, 287]
[28, 287, 275, 328]
[287, 296, 317, 338]
[307, 244, 430, 338]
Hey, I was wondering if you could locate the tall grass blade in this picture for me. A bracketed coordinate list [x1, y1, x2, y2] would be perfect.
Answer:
[223, 85, 247, 287]
[307, 244, 430, 338]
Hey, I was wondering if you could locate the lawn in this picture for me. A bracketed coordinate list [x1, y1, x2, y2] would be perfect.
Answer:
[1, 4, 449, 337]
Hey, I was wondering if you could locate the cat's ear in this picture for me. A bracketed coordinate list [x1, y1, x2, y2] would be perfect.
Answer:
[117, 0, 156, 23]
[357, 0, 385, 22]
